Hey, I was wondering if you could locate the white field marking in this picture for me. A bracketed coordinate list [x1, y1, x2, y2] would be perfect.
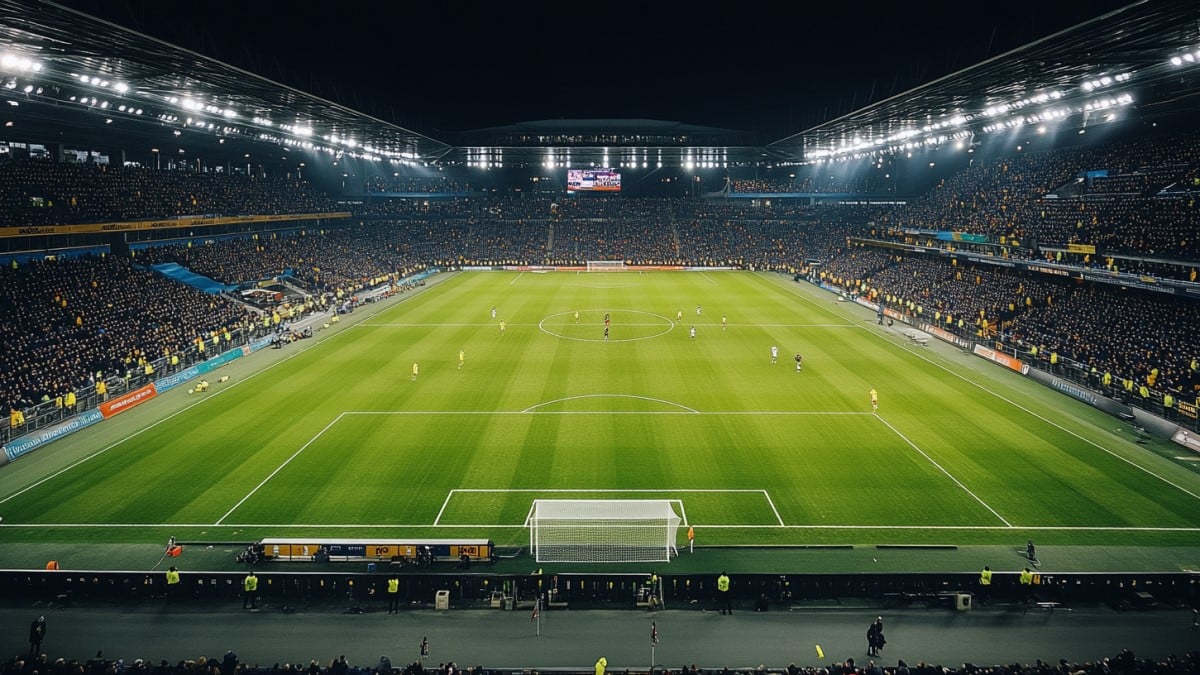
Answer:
[873, 413, 1013, 527]
[511, 272, 524, 285]
[699, 271, 719, 285]
[773, 274, 1200, 503]
[522, 394, 699, 414]
[4, 522, 1199, 532]
[0, 291, 414, 508]
[215, 413, 347, 525]
[450, 488, 772, 492]
[762, 490, 785, 526]
[677, 499, 689, 528]
[432, 491, 455, 526]
[538, 309, 675, 343]
[360, 322, 854, 328]
[338, 410, 873, 416]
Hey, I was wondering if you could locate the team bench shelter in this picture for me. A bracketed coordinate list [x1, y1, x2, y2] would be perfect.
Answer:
[255, 538, 496, 566]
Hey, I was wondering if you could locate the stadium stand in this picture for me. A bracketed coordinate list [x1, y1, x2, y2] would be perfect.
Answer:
[5, 127, 1200, 448]
[0, 158, 336, 226]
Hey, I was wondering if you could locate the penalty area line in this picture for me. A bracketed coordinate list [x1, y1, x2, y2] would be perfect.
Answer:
[761, 490, 785, 526]
[874, 413, 1013, 528]
[433, 490, 456, 526]
[215, 413, 346, 525]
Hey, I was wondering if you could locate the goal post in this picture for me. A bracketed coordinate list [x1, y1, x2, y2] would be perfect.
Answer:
[586, 260, 628, 272]
[527, 499, 683, 563]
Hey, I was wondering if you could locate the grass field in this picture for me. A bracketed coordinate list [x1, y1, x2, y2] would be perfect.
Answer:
[1, 270, 1198, 569]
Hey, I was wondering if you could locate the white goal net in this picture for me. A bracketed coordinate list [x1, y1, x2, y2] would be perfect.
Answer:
[527, 499, 683, 563]
[586, 260, 628, 272]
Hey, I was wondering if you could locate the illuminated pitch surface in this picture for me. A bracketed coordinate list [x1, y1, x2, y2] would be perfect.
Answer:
[0, 271, 1197, 551]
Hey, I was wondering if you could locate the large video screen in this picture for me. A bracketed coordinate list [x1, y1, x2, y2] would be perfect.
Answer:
[567, 168, 621, 193]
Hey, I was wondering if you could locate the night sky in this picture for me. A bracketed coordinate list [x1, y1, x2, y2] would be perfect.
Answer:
[60, 0, 1130, 139]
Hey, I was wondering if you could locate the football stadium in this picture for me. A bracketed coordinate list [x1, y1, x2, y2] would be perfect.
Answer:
[0, 0, 1199, 672]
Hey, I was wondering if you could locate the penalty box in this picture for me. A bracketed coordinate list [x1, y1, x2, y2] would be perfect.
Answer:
[434, 489, 785, 527]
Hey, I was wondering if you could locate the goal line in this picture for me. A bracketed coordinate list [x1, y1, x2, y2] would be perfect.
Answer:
[433, 488, 784, 528]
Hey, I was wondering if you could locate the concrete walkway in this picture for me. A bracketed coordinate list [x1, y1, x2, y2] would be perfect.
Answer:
[3, 602, 1196, 670]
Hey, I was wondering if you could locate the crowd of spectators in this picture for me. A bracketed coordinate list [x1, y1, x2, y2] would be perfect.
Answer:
[818, 244, 1198, 398]
[5, 128, 1200, 434]
[365, 175, 470, 193]
[0, 159, 335, 227]
[3, 650, 1197, 675]
[886, 131, 1200, 259]
[731, 174, 888, 194]
[0, 254, 257, 413]
[133, 225, 430, 293]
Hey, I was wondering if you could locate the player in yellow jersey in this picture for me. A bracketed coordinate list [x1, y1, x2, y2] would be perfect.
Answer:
[458, 349, 465, 370]
[412, 362, 419, 382]
[499, 320, 506, 335]
[870, 388, 878, 411]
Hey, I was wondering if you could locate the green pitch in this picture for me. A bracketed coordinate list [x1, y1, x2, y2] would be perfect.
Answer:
[1, 271, 1198, 566]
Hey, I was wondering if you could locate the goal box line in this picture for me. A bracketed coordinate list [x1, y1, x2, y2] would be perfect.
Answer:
[434, 488, 784, 528]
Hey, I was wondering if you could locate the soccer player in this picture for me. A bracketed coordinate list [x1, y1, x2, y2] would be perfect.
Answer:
[603, 326, 609, 341]
[689, 326, 696, 341]
[696, 304, 702, 316]
[574, 310, 580, 324]
[870, 387, 878, 411]
[412, 362, 419, 382]
[771, 345, 778, 364]
[499, 320, 506, 335]
[794, 353, 803, 372]
[722, 315, 727, 331]
[677, 309, 684, 322]
[491, 306, 497, 319]
[458, 349, 465, 370]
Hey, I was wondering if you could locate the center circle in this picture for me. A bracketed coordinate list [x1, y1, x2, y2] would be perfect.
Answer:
[538, 309, 676, 342]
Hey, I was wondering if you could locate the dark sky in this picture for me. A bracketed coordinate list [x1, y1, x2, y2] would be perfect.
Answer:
[60, 0, 1131, 139]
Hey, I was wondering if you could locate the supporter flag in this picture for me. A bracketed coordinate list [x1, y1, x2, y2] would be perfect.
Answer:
[651, 621, 659, 646]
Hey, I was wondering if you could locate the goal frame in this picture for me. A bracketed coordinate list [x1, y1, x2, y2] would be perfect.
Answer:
[526, 498, 683, 563]
[586, 260, 629, 272]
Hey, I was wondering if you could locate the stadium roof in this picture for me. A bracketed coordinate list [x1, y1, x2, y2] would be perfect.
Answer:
[2, 0, 1200, 169]
[768, 0, 1200, 162]
[0, 0, 452, 164]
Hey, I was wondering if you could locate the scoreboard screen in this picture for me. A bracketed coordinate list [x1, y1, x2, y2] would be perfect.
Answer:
[567, 168, 621, 193]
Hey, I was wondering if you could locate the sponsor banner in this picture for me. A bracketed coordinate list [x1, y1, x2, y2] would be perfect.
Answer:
[248, 335, 276, 352]
[154, 366, 202, 393]
[854, 297, 879, 311]
[936, 231, 990, 244]
[972, 344, 1030, 374]
[1022, 263, 1071, 277]
[0, 212, 351, 239]
[2, 409, 104, 463]
[1178, 399, 1198, 420]
[921, 323, 972, 350]
[883, 307, 913, 325]
[99, 383, 158, 419]
[1172, 428, 1200, 454]
[1023, 368, 1135, 418]
[196, 348, 244, 375]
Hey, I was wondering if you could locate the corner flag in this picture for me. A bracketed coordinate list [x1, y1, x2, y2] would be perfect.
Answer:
[530, 600, 539, 621]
